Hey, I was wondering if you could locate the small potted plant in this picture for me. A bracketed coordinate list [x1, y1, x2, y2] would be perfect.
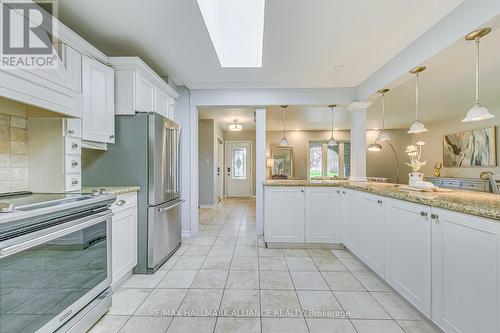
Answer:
[405, 141, 427, 187]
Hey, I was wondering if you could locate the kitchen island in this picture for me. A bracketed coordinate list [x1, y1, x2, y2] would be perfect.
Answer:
[263, 179, 500, 333]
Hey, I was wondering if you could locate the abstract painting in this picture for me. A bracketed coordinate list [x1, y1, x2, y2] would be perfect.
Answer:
[443, 127, 496, 167]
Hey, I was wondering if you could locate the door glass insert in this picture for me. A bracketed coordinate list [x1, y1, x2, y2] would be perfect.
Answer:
[232, 147, 247, 180]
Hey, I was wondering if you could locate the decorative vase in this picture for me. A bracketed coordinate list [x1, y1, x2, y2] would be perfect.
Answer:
[409, 172, 424, 187]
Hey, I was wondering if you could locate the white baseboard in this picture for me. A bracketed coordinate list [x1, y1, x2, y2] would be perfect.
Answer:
[181, 230, 191, 238]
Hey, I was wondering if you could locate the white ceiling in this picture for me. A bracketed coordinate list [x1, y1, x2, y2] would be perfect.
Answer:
[198, 108, 256, 131]
[58, 0, 463, 89]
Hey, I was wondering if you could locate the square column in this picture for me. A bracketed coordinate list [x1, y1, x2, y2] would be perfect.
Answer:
[255, 108, 266, 235]
[348, 102, 372, 182]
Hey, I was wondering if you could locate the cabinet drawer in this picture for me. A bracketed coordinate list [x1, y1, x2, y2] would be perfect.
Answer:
[65, 155, 81, 173]
[65, 137, 81, 155]
[459, 181, 485, 192]
[441, 180, 460, 188]
[112, 192, 138, 213]
[65, 174, 81, 192]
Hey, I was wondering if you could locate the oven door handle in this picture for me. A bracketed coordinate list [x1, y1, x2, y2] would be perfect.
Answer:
[0, 211, 112, 258]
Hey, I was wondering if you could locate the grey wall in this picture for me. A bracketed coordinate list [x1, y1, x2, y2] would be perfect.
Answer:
[266, 129, 410, 183]
[224, 130, 256, 195]
[198, 119, 215, 206]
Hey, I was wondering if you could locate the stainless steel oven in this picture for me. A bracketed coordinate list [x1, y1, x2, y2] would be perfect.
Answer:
[0, 206, 113, 333]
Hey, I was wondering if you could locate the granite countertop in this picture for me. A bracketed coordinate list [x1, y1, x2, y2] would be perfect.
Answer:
[81, 186, 141, 195]
[264, 180, 500, 221]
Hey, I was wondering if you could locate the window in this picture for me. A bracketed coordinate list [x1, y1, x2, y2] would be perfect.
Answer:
[232, 147, 246, 179]
[308, 141, 350, 178]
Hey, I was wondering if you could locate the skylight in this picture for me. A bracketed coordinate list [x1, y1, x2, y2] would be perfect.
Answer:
[196, 0, 265, 68]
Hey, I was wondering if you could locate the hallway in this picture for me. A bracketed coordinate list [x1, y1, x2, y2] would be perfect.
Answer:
[89, 198, 440, 333]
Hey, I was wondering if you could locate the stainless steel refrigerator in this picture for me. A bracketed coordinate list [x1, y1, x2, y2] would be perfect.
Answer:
[83, 112, 182, 273]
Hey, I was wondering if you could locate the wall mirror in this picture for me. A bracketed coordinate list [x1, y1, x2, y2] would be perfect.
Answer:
[271, 146, 293, 177]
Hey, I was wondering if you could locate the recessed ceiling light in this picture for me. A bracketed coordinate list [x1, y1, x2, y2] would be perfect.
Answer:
[333, 64, 344, 72]
[197, 0, 265, 68]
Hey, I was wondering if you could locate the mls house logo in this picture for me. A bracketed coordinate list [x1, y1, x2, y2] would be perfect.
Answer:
[0, 0, 58, 69]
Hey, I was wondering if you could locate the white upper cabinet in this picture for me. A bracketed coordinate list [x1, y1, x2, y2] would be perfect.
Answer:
[305, 187, 341, 244]
[385, 199, 432, 317]
[431, 208, 500, 333]
[110, 57, 178, 118]
[82, 56, 115, 143]
[264, 187, 305, 243]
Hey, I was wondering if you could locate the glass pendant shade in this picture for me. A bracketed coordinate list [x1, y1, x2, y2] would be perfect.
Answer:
[280, 105, 288, 146]
[368, 143, 382, 152]
[408, 120, 428, 134]
[376, 130, 391, 141]
[463, 103, 495, 122]
[462, 28, 494, 122]
[327, 137, 338, 147]
[279, 137, 289, 146]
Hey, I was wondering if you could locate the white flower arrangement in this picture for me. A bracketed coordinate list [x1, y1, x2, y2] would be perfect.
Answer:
[404, 141, 427, 173]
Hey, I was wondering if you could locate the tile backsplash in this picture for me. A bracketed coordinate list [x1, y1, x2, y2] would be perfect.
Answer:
[0, 113, 28, 193]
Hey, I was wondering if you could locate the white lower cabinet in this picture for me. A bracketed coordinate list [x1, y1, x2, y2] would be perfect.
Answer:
[431, 208, 500, 333]
[340, 189, 361, 255]
[385, 199, 432, 317]
[264, 187, 305, 243]
[305, 187, 341, 243]
[111, 193, 138, 287]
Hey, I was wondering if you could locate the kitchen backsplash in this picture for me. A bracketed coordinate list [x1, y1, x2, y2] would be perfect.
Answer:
[0, 113, 28, 193]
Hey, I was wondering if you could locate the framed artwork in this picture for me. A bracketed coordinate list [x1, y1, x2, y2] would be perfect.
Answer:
[443, 127, 496, 167]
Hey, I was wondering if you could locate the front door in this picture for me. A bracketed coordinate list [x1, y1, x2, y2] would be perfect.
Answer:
[226, 141, 252, 197]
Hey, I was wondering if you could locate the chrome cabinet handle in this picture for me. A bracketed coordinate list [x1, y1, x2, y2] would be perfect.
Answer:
[300, 189, 304, 193]
[71, 161, 79, 167]
[72, 180, 79, 185]
[431, 213, 439, 220]
[377, 199, 382, 204]
[420, 211, 428, 217]
[116, 200, 126, 206]
[109, 134, 115, 139]
[68, 129, 75, 135]
[71, 143, 79, 149]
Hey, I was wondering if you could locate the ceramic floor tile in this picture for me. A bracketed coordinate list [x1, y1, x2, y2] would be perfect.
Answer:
[230, 257, 258, 271]
[191, 270, 228, 289]
[397, 320, 443, 333]
[208, 246, 235, 257]
[337, 257, 370, 273]
[118, 316, 173, 333]
[226, 270, 259, 290]
[121, 270, 168, 289]
[172, 256, 206, 270]
[88, 315, 129, 333]
[157, 270, 198, 289]
[108, 288, 151, 315]
[135, 289, 188, 316]
[353, 272, 390, 291]
[233, 246, 258, 257]
[306, 318, 357, 333]
[352, 319, 405, 333]
[183, 245, 212, 256]
[178, 289, 224, 316]
[236, 237, 258, 247]
[312, 256, 348, 272]
[307, 249, 335, 257]
[296, 290, 343, 317]
[322, 271, 366, 291]
[220, 289, 260, 317]
[334, 291, 391, 319]
[159, 256, 180, 270]
[371, 292, 421, 320]
[259, 270, 294, 290]
[260, 290, 302, 318]
[290, 271, 329, 290]
[201, 256, 232, 270]
[331, 250, 353, 258]
[214, 237, 237, 246]
[283, 249, 309, 257]
[258, 248, 283, 257]
[286, 257, 317, 271]
[214, 317, 261, 333]
[167, 316, 217, 333]
[261, 317, 308, 333]
[259, 257, 288, 271]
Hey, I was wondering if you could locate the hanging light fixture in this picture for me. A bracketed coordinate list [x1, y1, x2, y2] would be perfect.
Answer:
[376, 89, 391, 141]
[462, 27, 495, 122]
[408, 66, 428, 134]
[228, 119, 242, 131]
[368, 142, 382, 152]
[327, 104, 338, 147]
[279, 105, 289, 146]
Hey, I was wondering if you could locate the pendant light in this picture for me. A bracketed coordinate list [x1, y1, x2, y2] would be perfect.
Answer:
[279, 105, 289, 146]
[408, 66, 428, 134]
[376, 89, 391, 141]
[327, 104, 338, 147]
[462, 27, 495, 122]
[368, 142, 382, 152]
[228, 119, 242, 131]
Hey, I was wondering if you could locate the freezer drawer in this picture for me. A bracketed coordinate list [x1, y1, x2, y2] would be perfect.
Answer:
[147, 199, 184, 269]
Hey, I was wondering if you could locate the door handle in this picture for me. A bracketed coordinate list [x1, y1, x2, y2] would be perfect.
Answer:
[158, 200, 185, 213]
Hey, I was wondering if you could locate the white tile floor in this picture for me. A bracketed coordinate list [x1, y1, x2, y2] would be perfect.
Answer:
[88, 198, 442, 333]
